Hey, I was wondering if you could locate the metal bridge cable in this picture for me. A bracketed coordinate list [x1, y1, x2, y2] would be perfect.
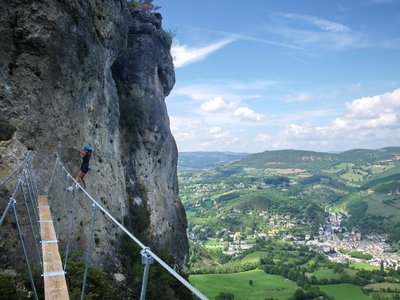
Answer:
[56, 175, 70, 239]
[0, 198, 13, 226]
[57, 161, 209, 300]
[0, 158, 27, 190]
[24, 171, 41, 235]
[0, 156, 29, 225]
[64, 187, 78, 272]
[27, 154, 39, 197]
[10, 173, 38, 300]
[80, 203, 98, 300]
[11, 198, 39, 300]
[20, 182, 42, 266]
[27, 163, 39, 202]
[46, 156, 59, 195]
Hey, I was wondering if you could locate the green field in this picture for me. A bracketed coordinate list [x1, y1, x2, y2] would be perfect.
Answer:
[366, 194, 400, 221]
[189, 269, 299, 300]
[241, 251, 268, 263]
[306, 267, 342, 280]
[364, 282, 400, 291]
[204, 239, 226, 247]
[318, 283, 372, 300]
[350, 262, 379, 271]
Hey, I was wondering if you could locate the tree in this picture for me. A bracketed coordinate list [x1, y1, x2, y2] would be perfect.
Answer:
[215, 292, 234, 300]
[289, 289, 305, 300]
[249, 279, 253, 286]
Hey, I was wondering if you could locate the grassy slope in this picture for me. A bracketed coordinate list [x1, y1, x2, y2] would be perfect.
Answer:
[241, 251, 269, 263]
[189, 269, 298, 300]
[364, 282, 400, 291]
[306, 267, 342, 280]
[350, 262, 380, 271]
[318, 283, 372, 300]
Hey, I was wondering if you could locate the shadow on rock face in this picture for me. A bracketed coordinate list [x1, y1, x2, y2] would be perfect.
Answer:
[0, 122, 16, 142]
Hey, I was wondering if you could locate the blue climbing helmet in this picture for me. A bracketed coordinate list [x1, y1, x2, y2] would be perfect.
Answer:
[84, 145, 92, 151]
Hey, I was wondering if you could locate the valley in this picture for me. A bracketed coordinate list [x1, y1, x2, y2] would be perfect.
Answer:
[178, 148, 400, 299]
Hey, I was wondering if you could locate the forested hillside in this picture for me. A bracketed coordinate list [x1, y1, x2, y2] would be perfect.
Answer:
[179, 147, 400, 244]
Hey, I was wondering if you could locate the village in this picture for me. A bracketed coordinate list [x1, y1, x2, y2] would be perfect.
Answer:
[189, 210, 400, 270]
[304, 213, 400, 269]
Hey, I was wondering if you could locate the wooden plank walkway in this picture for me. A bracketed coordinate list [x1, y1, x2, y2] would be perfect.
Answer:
[38, 195, 69, 300]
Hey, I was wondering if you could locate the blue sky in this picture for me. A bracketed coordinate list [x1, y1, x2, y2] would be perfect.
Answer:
[154, 0, 400, 153]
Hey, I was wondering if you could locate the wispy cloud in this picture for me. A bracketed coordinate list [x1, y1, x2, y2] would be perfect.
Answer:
[284, 93, 314, 103]
[273, 13, 367, 52]
[284, 90, 339, 103]
[225, 80, 277, 90]
[172, 80, 274, 101]
[211, 30, 304, 51]
[171, 38, 236, 68]
[282, 13, 350, 32]
[171, 27, 305, 69]
[255, 134, 272, 143]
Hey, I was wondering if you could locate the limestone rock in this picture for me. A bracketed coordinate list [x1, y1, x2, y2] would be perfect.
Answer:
[0, 0, 188, 276]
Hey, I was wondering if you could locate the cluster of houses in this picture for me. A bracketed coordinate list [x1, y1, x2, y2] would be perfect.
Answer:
[304, 213, 400, 269]
[189, 211, 399, 269]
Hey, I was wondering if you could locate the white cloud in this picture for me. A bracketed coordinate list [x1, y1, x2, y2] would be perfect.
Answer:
[225, 80, 277, 90]
[285, 93, 314, 103]
[281, 89, 400, 148]
[209, 127, 222, 134]
[173, 80, 275, 102]
[173, 84, 223, 101]
[349, 83, 362, 92]
[171, 38, 236, 68]
[208, 127, 231, 139]
[204, 28, 304, 51]
[201, 97, 235, 112]
[345, 89, 400, 117]
[255, 134, 272, 142]
[226, 137, 241, 145]
[233, 107, 265, 122]
[282, 13, 350, 32]
[275, 13, 367, 52]
[170, 116, 242, 151]
[284, 90, 339, 104]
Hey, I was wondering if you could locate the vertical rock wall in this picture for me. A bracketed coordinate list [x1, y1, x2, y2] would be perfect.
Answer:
[112, 9, 188, 267]
[0, 0, 188, 275]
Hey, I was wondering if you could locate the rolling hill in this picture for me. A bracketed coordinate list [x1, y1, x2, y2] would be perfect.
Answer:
[178, 147, 400, 242]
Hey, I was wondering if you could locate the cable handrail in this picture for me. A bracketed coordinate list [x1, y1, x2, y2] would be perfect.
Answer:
[0, 155, 28, 190]
[0, 152, 32, 225]
[57, 158, 208, 300]
[0, 151, 39, 300]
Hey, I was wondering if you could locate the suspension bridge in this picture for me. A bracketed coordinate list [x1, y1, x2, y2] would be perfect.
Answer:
[0, 152, 208, 300]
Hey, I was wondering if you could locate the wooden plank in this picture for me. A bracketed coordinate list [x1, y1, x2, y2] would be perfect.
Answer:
[38, 195, 69, 300]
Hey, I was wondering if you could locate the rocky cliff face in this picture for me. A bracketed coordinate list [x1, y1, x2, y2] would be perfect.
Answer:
[0, 0, 187, 276]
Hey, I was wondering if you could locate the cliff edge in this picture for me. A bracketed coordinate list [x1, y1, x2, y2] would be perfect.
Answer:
[0, 0, 188, 286]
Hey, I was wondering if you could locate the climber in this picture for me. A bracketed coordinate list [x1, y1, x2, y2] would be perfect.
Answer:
[67, 145, 92, 191]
